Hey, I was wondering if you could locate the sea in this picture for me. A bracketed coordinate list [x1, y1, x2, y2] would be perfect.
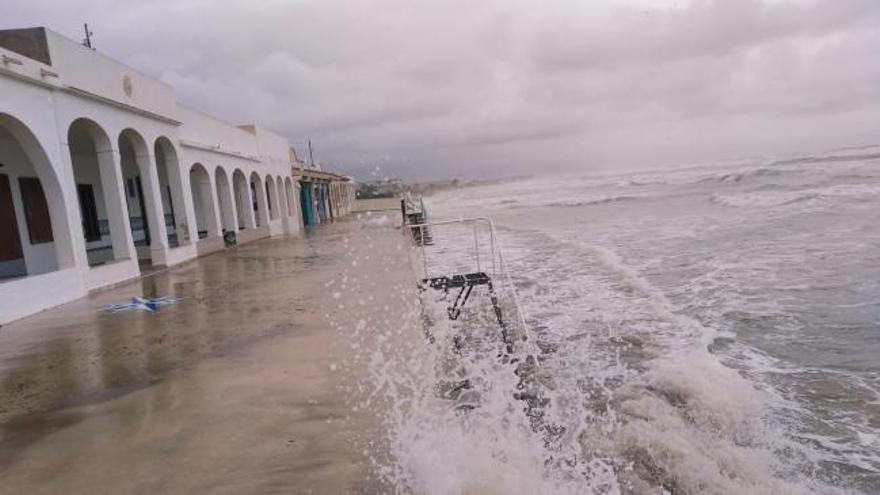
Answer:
[359, 146, 880, 494]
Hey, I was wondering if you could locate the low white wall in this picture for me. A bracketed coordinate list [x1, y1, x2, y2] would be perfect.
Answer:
[195, 236, 224, 256]
[268, 218, 285, 237]
[0, 268, 84, 324]
[165, 244, 197, 266]
[237, 226, 270, 245]
[83, 258, 140, 292]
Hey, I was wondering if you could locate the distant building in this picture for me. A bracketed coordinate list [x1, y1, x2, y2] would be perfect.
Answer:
[357, 178, 406, 198]
[0, 27, 355, 323]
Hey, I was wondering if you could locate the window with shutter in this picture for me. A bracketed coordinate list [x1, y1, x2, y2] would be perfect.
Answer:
[18, 176, 53, 244]
[0, 174, 24, 261]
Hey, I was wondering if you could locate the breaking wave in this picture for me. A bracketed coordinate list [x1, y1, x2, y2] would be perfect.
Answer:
[695, 166, 800, 185]
[712, 184, 880, 208]
[506, 195, 639, 210]
[341, 224, 832, 493]
[623, 174, 669, 186]
[546, 195, 638, 208]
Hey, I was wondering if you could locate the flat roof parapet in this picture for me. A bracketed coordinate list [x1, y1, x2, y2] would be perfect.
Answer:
[0, 27, 52, 65]
[294, 167, 352, 182]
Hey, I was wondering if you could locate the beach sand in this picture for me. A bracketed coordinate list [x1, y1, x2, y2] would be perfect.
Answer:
[0, 215, 418, 494]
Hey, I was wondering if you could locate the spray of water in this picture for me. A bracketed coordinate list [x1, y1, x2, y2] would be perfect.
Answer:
[326, 214, 837, 494]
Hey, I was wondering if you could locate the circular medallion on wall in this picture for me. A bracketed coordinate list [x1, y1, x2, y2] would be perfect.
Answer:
[123, 75, 133, 97]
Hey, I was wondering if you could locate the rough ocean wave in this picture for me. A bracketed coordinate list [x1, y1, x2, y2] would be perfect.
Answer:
[352, 150, 880, 493]
[711, 183, 880, 208]
[505, 195, 639, 210]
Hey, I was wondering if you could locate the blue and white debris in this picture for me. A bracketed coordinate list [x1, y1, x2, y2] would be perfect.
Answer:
[103, 296, 182, 313]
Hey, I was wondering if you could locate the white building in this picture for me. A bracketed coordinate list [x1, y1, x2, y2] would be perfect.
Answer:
[0, 27, 355, 324]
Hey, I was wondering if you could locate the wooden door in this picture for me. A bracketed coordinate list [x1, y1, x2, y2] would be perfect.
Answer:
[0, 174, 24, 261]
[18, 177, 53, 244]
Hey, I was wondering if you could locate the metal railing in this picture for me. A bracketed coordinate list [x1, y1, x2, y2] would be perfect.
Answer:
[406, 217, 536, 359]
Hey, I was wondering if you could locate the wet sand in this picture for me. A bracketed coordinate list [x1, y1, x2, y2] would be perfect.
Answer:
[0, 217, 417, 494]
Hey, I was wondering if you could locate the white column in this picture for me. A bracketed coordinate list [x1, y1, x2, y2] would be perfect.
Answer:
[279, 180, 290, 233]
[290, 180, 303, 234]
[241, 179, 257, 229]
[99, 147, 136, 261]
[58, 144, 90, 270]
[222, 176, 238, 231]
[138, 151, 170, 263]
[205, 172, 222, 238]
[182, 168, 200, 245]
[165, 150, 191, 246]
[254, 177, 269, 227]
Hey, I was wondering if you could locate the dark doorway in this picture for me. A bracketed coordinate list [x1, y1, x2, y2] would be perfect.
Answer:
[135, 176, 150, 246]
[77, 184, 101, 242]
[300, 182, 314, 226]
[0, 174, 23, 262]
[265, 181, 273, 218]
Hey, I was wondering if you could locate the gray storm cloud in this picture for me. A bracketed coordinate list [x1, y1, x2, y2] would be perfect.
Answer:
[3, 0, 880, 179]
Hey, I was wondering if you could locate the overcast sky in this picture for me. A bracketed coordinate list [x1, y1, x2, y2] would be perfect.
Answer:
[3, 0, 880, 180]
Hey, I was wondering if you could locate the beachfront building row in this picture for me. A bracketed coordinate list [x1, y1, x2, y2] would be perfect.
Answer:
[294, 164, 357, 226]
[0, 27, 356, 324]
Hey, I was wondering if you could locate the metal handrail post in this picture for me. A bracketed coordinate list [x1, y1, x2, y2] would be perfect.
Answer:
[407, 216, 538, 363]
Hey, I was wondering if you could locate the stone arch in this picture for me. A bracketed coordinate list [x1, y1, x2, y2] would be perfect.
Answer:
[189, 163, 217, 239]
[68, 118, 132, 266]
[232, 169, 252, 230]
[284, 177, 295, 218]
[265, 175, 277, 220]
[275, 175, 285, 218]
[118, 128, 166, 264]
[214, 166, 236, 232]
[0, 113, 75, 278]
[249, 171, 268, 227]
[154, 136, 189, 247]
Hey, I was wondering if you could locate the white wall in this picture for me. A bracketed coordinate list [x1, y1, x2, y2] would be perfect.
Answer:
[177, 106, 259, 156]
[45, 30, 177, 119]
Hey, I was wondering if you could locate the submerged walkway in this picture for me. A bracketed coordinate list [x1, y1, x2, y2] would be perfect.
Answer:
[0, 217, 417, 494]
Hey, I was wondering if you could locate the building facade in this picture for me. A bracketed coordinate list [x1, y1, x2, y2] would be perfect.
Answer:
[0, 27, 355, 324]
[293, 166, 356, 226]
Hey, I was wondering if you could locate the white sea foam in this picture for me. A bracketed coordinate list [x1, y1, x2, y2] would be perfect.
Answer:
[368, 223, 823, 492]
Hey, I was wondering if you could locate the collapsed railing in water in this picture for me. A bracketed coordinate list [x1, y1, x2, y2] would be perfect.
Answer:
[403, 211, 558, 439]
[402, 206, 560, 442]
[404, 215, 536, 360]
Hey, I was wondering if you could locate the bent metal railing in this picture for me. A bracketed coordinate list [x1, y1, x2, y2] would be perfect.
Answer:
[406, 217, 537, 361]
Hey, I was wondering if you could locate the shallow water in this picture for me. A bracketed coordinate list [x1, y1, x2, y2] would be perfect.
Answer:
[371, 148, 880, 493]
